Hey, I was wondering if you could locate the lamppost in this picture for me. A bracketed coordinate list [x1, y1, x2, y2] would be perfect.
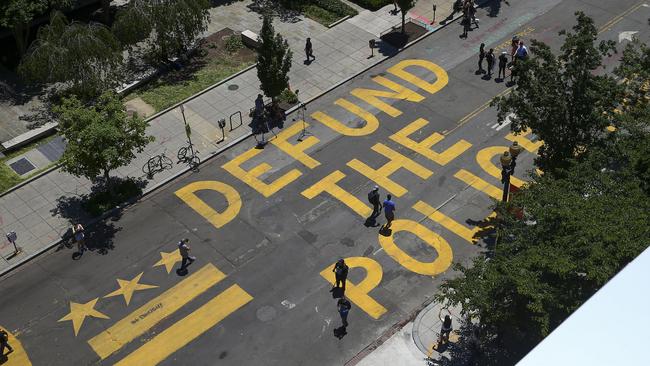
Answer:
[500, 141, 523, 202]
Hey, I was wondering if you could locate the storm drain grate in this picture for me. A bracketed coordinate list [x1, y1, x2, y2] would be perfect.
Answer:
[9, 157, 36, 175]
[227, 84, 239, 91]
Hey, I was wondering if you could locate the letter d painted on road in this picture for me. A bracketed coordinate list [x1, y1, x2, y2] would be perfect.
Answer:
[175, 181, 242, 229]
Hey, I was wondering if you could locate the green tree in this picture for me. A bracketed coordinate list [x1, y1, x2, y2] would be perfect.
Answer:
[55, 91, 154, 193]
[256, 14, 293, 101]
[396, 0, 415, 34]
[435, 137, 650, 364]
[18, 11, 123, 99]
[491, 12, 621, 174]
[112, 0, 210, 62]
[0, 0, 73, 57]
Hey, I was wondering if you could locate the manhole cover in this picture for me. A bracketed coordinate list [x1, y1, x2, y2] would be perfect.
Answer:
[256, 305, 277, 322]
[227, 84, 239, 91]
[9, 157, 36, 175]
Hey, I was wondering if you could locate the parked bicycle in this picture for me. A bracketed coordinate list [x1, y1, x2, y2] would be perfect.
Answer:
[143, 151, 173, 178]
[177, 141, 200, 170]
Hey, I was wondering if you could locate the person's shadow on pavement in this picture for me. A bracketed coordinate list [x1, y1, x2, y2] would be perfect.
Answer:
[334, 325, 347, 339]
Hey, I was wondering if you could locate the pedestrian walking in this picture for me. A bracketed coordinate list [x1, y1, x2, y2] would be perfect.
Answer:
[486, 48, 495, 77]
[178, 238, 196, 271]
[498, 51, 508, 80]
[478, 43, 485, 72]
[72, 223, 86, 253]
[367, 186, 382, 217]
[0, 328, 13, 356]
[337, 297, 352, 326]
[382, 194, 395, 230]
[515, 40, 528, 61]
[469, 0, 478, 28]
[332, 258, 349, 291]
[438, 310, 453, 344]
[305, 38, 314, 62]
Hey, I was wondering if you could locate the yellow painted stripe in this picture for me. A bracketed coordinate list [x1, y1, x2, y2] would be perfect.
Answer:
[504, 128, 543, 153]
[454, 169, 502, 200]
[598, 3, 643, 33]
[88, 264, 226, 360]
[412, 200, 478, 244]
[115, 285, 253, 366]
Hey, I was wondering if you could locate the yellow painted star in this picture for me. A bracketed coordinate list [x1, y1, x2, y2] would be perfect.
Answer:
[153, 250, 182, 274]
[58, 298, 109, 336]
[104, 272, 158, 305]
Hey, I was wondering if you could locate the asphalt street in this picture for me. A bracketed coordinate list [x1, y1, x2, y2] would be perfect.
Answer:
[1, 0, 648, 365]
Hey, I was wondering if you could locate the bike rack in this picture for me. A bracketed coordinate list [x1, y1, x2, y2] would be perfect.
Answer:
[229, 111, 242, 131]
[144, 156, 160, 178]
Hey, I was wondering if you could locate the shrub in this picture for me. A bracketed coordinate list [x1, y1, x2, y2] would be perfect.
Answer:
[225, 35, 244, 53]
[279, 88, 299, 104]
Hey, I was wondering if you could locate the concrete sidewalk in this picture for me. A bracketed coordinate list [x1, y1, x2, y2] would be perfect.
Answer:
[0, 0, 458, 275]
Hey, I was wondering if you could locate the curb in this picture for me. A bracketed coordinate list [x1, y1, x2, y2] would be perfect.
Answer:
[1, 6, 464, 278]
[411, 297, 440, 356]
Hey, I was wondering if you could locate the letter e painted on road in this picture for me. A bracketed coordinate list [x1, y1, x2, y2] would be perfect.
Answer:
[302, 170, 371, 218]
[347, 143, 432, 197]
[222, 148, 302, 197]
[378, 219, 453, 276]
[270, 121, 321, 169]
[319, 257, 387, 319]
[387, 59, 448, 95]
[175, 181, 242, 229]
[350, 76, 425, 117]
[390, 118, 471, 165]
[311, 99, 379, 136]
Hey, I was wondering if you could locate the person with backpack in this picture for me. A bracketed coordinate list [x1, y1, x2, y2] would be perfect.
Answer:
[178, 238, 196, 272]
[0, 328, 13, 355]
[367, 186, 382, 217]
[486, 48, 495, 78]
[498, 51, 508, 80]
[332, 259, 349, 291]
[337, 297, 352, 326]
[72, 223, 86, 253]
[478, 43, 485, 73]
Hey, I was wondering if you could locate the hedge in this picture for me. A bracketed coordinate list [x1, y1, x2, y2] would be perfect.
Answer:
[346, 0, 393, 11]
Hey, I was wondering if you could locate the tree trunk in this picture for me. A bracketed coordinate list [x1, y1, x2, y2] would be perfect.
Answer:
[101, 0, 111, 24]
[104, 169, 114, 196]
[401, 11, 406, 34]
[13, 22, 29, 57]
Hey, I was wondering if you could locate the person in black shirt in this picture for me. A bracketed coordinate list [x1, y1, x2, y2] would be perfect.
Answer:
[332, 259, 349, 291]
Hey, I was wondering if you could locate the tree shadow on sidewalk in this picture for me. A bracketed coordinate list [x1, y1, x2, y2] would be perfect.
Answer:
[248, 0, 302, 23]
[51, 177, 147, 255]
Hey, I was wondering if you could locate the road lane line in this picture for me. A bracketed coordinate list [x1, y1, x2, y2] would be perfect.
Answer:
[88, 264, 226, 360]
[114, 285, 253, 366]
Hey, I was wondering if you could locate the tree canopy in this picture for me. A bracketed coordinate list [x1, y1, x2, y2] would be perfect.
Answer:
[492, 12, 621, 175]
[18, 11, 123, 99]
[256, 14, 293, 101]
[112, 0, 211, 62]
[55, 91, 153, 191]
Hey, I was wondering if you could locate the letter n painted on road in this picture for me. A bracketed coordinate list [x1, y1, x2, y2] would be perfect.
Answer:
[378, 220, 453, 276]
[347, 143, 432, 197]
[222, 148, 302, 197]
[350, 76, 424, 117]
[390, 118, 471, 165]
[387, 59, 448, 94]
[311, 99, 379, 136]
[175, 181, 242, 229]
[320, 257, 387, 319]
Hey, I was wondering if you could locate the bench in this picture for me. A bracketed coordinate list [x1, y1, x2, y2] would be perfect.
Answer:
[241, 30, 261, 49]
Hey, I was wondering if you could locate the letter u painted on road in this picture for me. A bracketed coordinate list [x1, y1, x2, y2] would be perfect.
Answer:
[387, 59, 449, 94]
[174, 181, 242, 229]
